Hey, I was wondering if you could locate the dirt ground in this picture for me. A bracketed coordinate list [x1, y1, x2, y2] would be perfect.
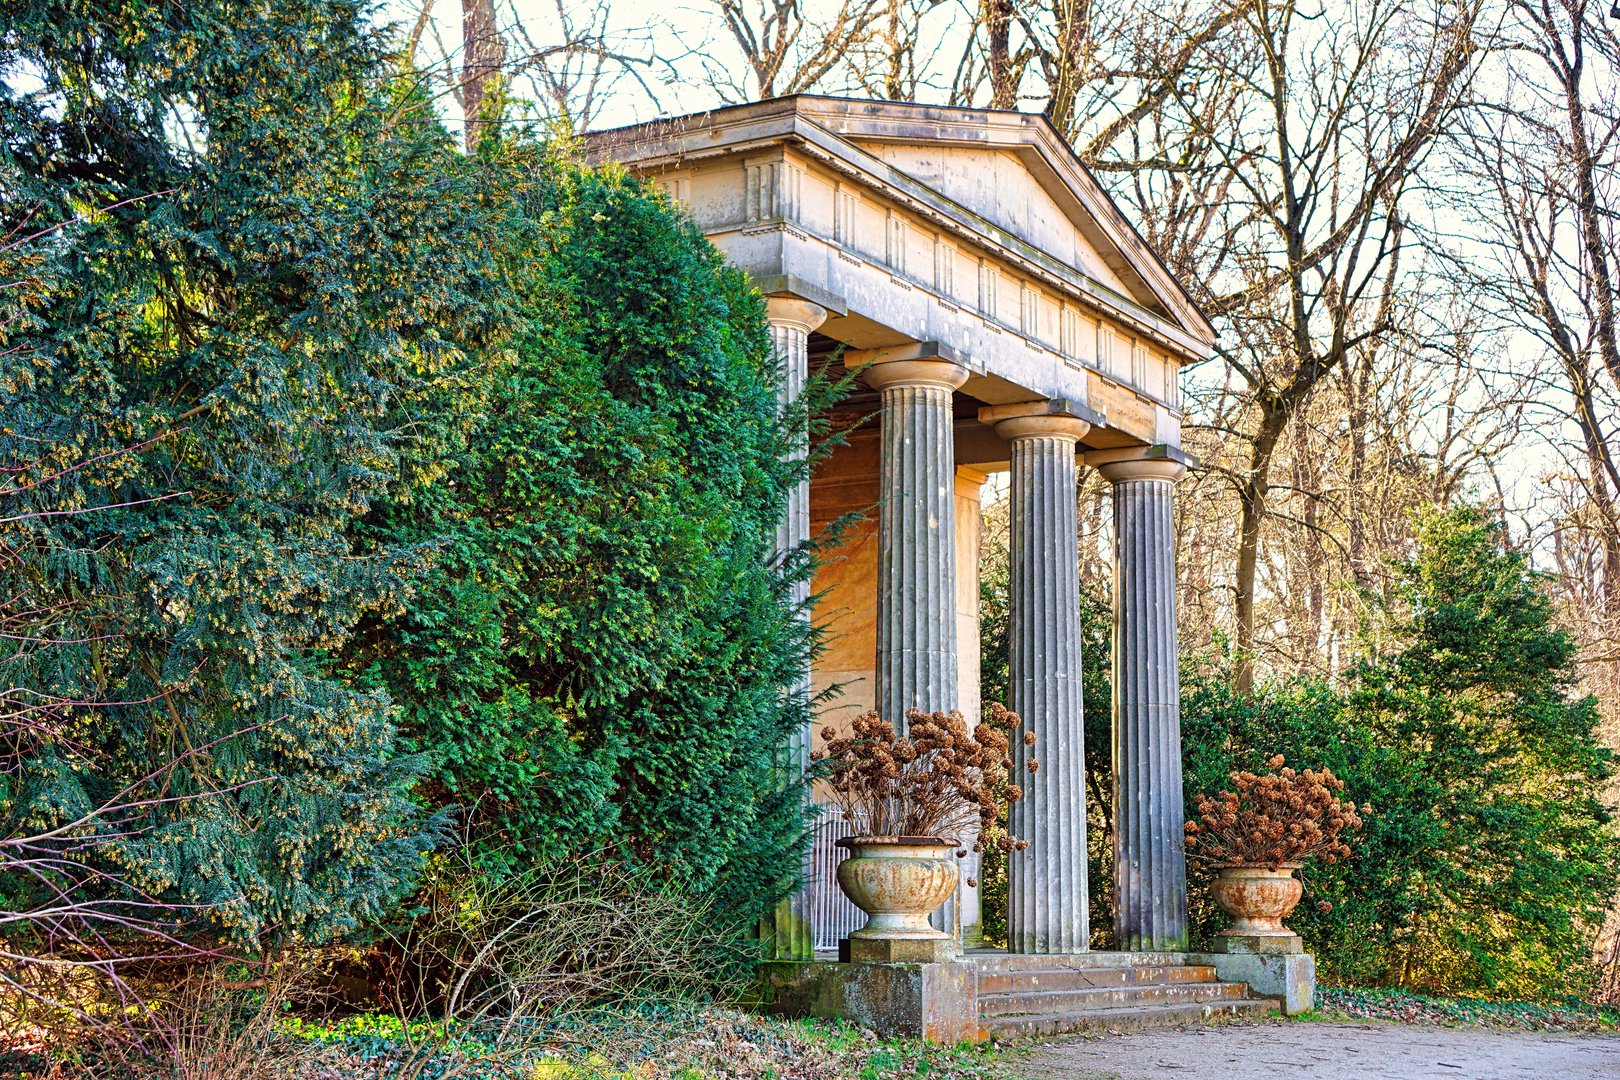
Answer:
[1005, 1020, 1620, 1080]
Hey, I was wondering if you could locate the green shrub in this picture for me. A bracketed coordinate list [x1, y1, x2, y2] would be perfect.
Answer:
[353, 147, 820, 929]
[1182, 507, 1620, 998]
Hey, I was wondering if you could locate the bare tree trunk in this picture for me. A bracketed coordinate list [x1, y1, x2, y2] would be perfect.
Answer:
[1234, 399, 1287, 691]
[1347, 352, 1373, 590]
[461, 0, 506, 151]
[984, 0, 1017, 108]
[1041, 0, 1090, 136]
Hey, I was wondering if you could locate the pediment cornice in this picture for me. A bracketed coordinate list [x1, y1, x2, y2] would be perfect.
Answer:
[586, 96, 1216, 357]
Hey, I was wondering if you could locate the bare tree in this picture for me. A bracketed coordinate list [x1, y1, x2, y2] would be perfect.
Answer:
[685, 0, 889, 101]
[1455, 0, 1620, 659]
[461, 0, 508, 149]
[1158, 0, 1480, 688]
[839, 0, 961, 101]
[405, 0, 664, 135]
[1450, 0, 1620, 999]
[945, 0, 1477, 685]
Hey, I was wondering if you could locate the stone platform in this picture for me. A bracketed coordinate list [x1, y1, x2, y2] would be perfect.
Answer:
[756, 949, 1305, 1044]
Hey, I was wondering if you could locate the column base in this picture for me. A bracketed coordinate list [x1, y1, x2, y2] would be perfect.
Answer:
[761, 894, 815, 961]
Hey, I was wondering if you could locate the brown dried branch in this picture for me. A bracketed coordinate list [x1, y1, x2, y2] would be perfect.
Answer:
[813, 705, 1034, 853]
[1184, 755, 1369, 869]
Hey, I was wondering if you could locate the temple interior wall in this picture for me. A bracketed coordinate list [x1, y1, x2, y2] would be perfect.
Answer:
[808, 433, 989, 741]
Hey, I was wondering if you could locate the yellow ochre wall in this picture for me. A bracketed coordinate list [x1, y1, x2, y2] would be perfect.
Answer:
[807, 431, 988, 742]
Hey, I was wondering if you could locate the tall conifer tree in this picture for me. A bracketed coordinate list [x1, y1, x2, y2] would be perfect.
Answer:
[353, 145, 821, 931]
[0, 1, 508, 943]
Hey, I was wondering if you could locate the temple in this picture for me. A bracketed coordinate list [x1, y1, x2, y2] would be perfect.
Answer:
[587, 96, 1211, 961]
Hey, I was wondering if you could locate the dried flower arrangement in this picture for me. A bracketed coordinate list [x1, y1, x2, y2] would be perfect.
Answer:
[1185, 755, 1370, 870]
[813, 705, 1036, 853]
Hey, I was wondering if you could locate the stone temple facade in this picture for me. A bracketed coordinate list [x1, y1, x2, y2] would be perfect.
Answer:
[587, 96, 1213, 959]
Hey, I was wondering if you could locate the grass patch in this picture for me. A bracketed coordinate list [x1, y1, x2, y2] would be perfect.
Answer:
[265, 1004, 1006, 1078]
[1280, 1009, 1331, 1022]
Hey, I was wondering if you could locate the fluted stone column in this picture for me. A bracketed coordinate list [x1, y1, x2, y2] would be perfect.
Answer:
[984, 401, 1092, 954]
[765, 295, 827, 961]
[1092, 449, 1189, 952]
[864, 357, 969, 723]
[861, 354, 968, 945]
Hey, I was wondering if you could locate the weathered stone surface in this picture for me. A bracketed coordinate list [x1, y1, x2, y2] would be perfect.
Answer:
[756, 960, 984, 1044]
[1212, 932, 1304, 956]
[1191, 950, 1316, 1016]
[982, 998, 1277, 1041]
[837, 838, 958, 947]
[763, 295, 828, 963]
[1091, 448, 1192, 952]
[1209, 865, 1304, 943]
[986, 401, 1093, 955]
[585, 98, 1217, 424]
[848, 937, 956, 964]
[968, 951, 1278, 1040]
[859, 356, 968, 724]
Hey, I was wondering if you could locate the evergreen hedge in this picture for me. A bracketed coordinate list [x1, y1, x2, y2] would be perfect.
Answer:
[0, 0, 513, 942]
[2, 1, 816, 955]
[353, 146, 817, 927]
[1182, 507, 1620, 998]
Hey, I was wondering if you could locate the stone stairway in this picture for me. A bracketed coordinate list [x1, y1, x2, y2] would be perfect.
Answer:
[970, 951, 1278, 1040]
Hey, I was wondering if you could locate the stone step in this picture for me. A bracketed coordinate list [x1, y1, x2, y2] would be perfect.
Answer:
[976, 964, 1219, 995]
[978, 979, 1252, 1017]
[967, 950, 1192, 972]
[983, 997, 1279, 1040]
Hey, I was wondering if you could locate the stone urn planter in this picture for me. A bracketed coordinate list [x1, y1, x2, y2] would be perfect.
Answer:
[835, 835, 958, 963]
[1209, 864, 1304, 953]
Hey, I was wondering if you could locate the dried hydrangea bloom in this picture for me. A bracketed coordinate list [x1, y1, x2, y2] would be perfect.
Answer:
[1184, 756, 1367, 869]
[817, 705, 1035, 849]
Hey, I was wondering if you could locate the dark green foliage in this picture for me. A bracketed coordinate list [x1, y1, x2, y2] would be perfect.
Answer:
[1181, 674, 1398, 981]
[3, 0, 816, 960]
[0, 1, 514, 942]
[354, 146, 816, 928]
[1182, 507, 1620, 998]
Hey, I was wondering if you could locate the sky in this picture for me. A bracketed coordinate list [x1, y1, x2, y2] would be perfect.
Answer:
[378, 0, 1584, 547]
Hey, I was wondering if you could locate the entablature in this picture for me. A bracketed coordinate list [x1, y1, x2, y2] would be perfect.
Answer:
[587, 96, 1213, 449]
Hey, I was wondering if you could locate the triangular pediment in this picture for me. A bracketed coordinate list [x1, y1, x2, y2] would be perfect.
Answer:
[848, 141, 1141, 301]
[787, 98, 1212, 344]
[585, 95, 1215, 350]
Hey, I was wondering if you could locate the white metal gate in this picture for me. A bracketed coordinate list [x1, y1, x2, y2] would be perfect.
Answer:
[809, 805, 867, 953]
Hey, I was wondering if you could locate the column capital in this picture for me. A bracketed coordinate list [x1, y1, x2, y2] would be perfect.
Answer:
[848, 343, 969, 394]
[765, 294, 829, 335]
[980, 398, 1099, 443]
[1086, 444, 1195, 484]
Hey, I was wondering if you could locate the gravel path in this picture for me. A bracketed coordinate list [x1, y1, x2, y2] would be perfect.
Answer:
[1006, 1020, 1620, 1080]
